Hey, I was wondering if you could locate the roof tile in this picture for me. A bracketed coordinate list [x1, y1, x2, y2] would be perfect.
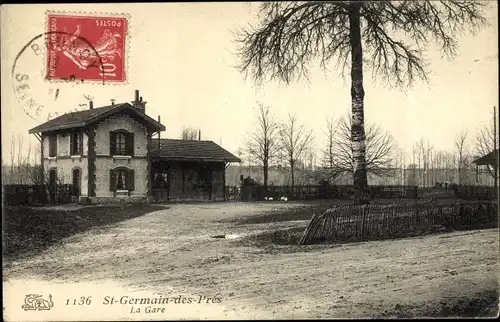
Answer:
[151, 139, 241, 163]
[29, 103, 164, 133]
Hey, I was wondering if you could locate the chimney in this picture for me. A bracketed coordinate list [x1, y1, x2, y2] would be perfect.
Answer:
[132, 89, 146, 113]
[89, 100, 93, 110]
[198, 129, 201, 141]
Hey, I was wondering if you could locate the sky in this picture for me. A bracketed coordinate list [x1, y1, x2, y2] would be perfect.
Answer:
[1, 2, 498, 166]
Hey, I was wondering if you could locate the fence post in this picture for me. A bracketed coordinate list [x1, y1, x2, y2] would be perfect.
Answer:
[361, 205, 367, 236]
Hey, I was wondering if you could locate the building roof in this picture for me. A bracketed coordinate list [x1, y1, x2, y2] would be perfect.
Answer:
[473, 149, 499, 166]
[151, 139, 241, 163]
[29, 103, 165, 134]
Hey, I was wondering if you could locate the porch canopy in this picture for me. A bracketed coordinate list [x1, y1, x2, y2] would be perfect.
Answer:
[473, 149, 498, 168]
[151, 139, 241, 163]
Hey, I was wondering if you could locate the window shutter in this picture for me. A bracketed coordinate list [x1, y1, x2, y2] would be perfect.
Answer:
[79, 132, 83, 156]
[110, 132, 116, 155]
[109, 169, 116, 191]
[127, 169, 135, 190]
[127, 133, 135, 156]
[49, 136, 57, 157]
[69, 132, 74, 155]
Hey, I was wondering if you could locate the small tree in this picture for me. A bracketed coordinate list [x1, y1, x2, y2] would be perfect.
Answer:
[181, 127, 199, 140]
[320, 116, 342, 183]
[244, 102, 280, 188]
[454, 130, 469, 185]
[278, 113, 314, 188]
[330, 115, 398, 179]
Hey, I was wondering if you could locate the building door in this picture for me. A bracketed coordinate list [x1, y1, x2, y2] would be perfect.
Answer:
[49, 169, 57, 204]
[72, 168, 81, 199]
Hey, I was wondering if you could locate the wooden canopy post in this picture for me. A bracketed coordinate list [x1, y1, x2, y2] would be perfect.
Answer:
[223, 162, 227, 201]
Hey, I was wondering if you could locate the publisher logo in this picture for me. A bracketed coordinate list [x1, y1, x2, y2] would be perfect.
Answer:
[22, 294, 54, 311]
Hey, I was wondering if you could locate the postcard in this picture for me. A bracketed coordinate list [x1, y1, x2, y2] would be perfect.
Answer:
[1, 2, 499, 320]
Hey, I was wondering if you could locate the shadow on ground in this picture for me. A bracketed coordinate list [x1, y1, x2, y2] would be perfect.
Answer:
[376, 289, 499, 318]
[2, 204, 165, 261]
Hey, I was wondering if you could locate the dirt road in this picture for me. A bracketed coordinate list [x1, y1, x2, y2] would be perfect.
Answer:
[4, 202, 499, 319]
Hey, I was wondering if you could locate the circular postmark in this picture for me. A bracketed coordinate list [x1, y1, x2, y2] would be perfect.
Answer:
[11, 31, 105, 122]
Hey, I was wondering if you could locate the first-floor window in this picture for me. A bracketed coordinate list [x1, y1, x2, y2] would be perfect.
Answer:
[49, 135, 57, 157]
[110, 131, 134, 156]
[110, 167, 135, 191]
[115, 132, 127, 155]
[70, 131, 82, 155]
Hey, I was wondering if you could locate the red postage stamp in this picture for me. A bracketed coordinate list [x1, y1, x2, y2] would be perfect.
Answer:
[46, 13, 128, 83]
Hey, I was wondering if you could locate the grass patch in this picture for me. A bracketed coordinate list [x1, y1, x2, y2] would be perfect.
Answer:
[234, 201, 333, 225]
[2, 204, 165, 261]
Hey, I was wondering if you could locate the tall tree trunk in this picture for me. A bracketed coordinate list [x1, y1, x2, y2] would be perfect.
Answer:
[263, 158, 268, 188]
[348, 4, 369, 205]
[290, 159, 295, 189]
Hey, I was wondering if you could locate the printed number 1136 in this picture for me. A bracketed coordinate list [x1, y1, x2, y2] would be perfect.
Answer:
[66, 296, 92, 305]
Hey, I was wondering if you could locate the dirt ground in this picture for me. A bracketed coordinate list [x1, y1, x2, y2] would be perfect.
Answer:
[3, 201, 499, 320]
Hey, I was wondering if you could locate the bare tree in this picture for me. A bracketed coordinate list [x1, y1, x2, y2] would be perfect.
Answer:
[321, 116, 338, 171]
[475, 106, 498, 189]
[16, 135, 24, 184]
[330, 115, 398, 179]
[415, 139, 436, 186]
[10, 135, 16, 183]
[181, 127, 199, 140]
[244, 103, 280, 188]
[278, 113, 314, 188]
[454, 130, 469, 185]
[235, 1, 488, 204]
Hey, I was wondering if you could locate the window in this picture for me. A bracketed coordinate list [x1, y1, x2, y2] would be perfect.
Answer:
[110, 167, 135, 191]
[116, 168, 127, 190]
[49, 135, 57, 157]
[70, 132, 82, 155]
[153, 172, 168, 189]
[72, 168, 81, 196]
[110, 131, 134, 156]
[115, 132, 127, 155]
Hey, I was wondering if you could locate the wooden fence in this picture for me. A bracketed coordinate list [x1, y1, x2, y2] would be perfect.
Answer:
[3, 184, 74, 206]
[239, 184, 420, 201]
[454, 185, 497, 200]
[299, 200, 498, 245]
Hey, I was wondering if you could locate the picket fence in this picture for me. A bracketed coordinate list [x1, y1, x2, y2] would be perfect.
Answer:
[299, 200, 498, 245]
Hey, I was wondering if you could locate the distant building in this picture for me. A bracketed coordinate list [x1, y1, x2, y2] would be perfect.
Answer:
[472, 149, 498, 186]
[473, 149, 499, 169]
